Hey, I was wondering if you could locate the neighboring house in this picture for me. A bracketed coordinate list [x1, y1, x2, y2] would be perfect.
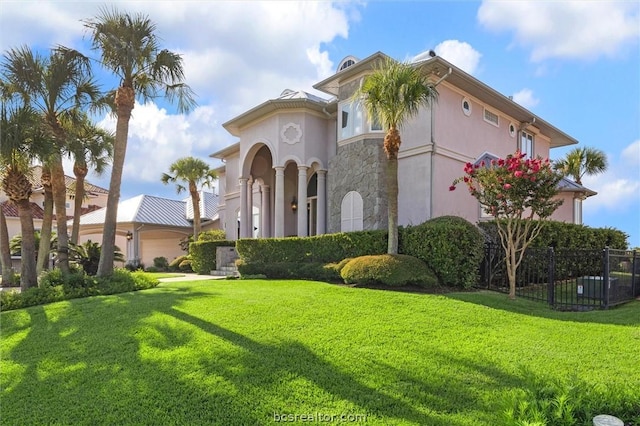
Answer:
[1, 165, 107, 247]
[211, 52, 596, 240]
[77, 191, 220, 267]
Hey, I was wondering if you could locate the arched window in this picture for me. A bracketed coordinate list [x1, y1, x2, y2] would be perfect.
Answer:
[341, 191, 363, 232]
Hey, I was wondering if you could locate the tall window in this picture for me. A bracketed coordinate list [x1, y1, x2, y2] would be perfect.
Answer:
[573, 198, 582, 224]
[520, 131, 534, 158]
[339, 101, 363, 140]
[340, 191, 363, 232]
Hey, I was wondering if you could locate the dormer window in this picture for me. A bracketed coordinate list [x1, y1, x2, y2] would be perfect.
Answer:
[337, 56, 359, 73]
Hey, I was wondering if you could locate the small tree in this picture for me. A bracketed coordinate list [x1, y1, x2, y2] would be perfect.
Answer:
[161, 157, 217, 240]
[451, 152, 563, 299]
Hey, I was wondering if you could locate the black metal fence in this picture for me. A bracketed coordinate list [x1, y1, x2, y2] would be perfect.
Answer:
[480, 244, 639, 310]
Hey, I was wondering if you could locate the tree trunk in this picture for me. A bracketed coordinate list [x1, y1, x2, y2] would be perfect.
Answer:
[71, 162, 88, 245]
[17, 198, 37, 290]
[0, 207, 13, 285]
[50, 153, 70, 274]
[385, 126, 401, 255]
[190, 183, 201, 240]
[37, 166, 54, 274]
[387, 156, 399, 254]
[98, 86, 134, 277]
[507, 244, 517, 299]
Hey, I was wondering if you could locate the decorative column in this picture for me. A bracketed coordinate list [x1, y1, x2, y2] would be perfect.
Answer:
[297, 165, 308, 237]
[274, 167, 285, 238]
[247, 177, 253, 238]
[316, 170, 327, 235]
[239, 177, 249, 238]
[261, 184, 270, 238]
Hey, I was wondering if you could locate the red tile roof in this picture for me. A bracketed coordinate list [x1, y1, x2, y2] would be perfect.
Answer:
[1, 200, 46, 220]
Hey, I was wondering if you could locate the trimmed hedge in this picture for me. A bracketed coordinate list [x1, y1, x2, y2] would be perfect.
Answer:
[236, 260, 342, 282]
[401, 216, 484, 288]
[189, 240, 235, 274]
[340, 254, 437, 287]
[478, 220, 628, 249]
[236, 230, 387, 265]
[0, 269, 159, 311]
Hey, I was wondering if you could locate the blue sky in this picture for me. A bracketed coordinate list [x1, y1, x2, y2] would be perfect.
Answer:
[1, 1, 639, 247]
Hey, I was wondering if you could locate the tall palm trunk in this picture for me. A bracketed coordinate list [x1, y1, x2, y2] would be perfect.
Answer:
[50, 153, 70, 273]
[190, 182, 201, 240]
[384, 126, 401, 255]
[98, 85, 134, 277]
[36, 165, 54, 274]
[2, 168, 37, 290]
[0, 207, 12, 284]
[71, 161, 88, 244]
[17, 197, 37, 290]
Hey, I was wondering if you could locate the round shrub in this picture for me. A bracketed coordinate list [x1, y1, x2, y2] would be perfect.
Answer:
[340, 254, 437, 287]
[400, 216, 484, 288]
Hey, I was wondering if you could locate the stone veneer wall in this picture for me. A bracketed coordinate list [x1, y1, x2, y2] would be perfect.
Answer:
[327, 138, 388, 233]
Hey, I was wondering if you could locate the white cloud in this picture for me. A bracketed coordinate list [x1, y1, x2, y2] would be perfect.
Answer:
[95, 102, 232, 185]
[477, 1, 640, 62]
[413, 40, 482, 75]
[582, 141, 640, 213]
[622, 140, 640, 166]
[511, 88, 539, 109]
[6, 2, 361, 195]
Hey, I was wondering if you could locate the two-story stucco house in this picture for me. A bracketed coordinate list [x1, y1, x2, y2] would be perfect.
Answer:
[211, 52, 595, 241]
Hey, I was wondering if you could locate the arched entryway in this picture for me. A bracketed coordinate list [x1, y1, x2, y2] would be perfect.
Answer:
[239, 145, 327, 239]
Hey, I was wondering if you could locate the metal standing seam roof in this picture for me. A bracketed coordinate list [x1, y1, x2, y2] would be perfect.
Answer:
[184, 191, 220, 221]
[79, 194, 194, 227]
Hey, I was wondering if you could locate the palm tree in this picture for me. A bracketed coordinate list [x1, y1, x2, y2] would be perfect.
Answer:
[0, 88, 52, 290]
[161, 157, 217, 240]
[0, 206, 12, 284]
[36, 164, 54, 274]
[353, 58, 438, 254]
[84, 8, 196, 277]
[65, 114, 114, 244]
[553, 147, 608, 185]
[2, 46, 101, 274]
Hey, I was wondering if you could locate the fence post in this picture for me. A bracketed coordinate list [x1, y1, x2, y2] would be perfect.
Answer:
[632, 250, 638, 298]
[547, 247, 555, 306]
[603, 247, 610, 309]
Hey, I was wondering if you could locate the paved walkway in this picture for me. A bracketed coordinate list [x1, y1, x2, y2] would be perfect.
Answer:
[158, 273, 227, 283]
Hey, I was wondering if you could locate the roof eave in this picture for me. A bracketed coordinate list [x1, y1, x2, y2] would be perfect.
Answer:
[223, 98, 331, 136]
[313, 51, 390, 96]
[416, 57, 578, 149]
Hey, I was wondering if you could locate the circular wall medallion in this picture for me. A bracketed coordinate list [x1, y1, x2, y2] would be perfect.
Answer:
[281, 123, 302, 145]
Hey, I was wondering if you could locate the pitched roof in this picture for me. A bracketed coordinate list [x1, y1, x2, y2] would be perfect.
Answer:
[557, 177, 597, 197]
[184, 191, 220, 221]
[79, 194, 193, 227]
[314, 51, 578, 148]
[222, 89, 335, 136]
[1, 200, 46, 220]
[29, 165, 108, 195]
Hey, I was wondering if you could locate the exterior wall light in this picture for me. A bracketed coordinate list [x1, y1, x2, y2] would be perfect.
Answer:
[291, 198, 298, 212]
[126, 231, 133, 241]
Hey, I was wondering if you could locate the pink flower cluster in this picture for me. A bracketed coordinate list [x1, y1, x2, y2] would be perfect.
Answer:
[450, 151, 553, 193]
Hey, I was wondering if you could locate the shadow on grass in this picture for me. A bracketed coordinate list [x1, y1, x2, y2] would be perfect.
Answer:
[445, 290, 640, 326]
[166, 307, 455, 425]
[1, 286, 270, 426]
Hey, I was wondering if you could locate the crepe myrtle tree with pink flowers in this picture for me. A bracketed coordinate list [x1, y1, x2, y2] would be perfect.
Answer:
[450, 151, 563, 299]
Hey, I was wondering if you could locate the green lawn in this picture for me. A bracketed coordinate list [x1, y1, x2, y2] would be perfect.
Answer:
[1, 279, 638, 425]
